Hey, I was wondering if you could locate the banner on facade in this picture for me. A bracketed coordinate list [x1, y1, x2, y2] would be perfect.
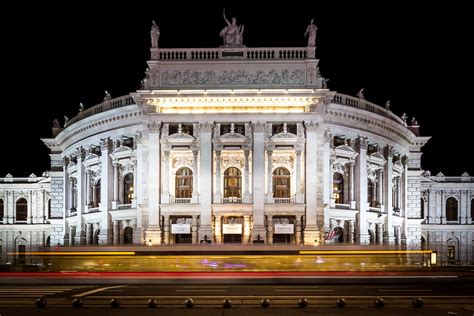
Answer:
[223, 223, 242, 234]
[274, 223, 294, 234]
[171, 224, 191, 234]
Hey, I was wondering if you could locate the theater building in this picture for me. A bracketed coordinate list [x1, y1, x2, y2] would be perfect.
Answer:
[1, 19, 472, 265]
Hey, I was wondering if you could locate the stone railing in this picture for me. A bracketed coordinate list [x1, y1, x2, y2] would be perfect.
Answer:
[332, 93, 404, 125]
[274, 196, 295, 204]
[223, 197, 242, 204]
[117, 203, 132, 210]
[65, 95, 135, 127]
[156, 47, 310, 61]
[171, 197, 191, 204]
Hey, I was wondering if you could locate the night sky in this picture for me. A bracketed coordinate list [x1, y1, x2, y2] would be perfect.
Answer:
[2, 3, 471, 176]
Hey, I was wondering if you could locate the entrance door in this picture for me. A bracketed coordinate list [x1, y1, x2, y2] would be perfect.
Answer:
[224, 234, 242, 244]
[273, 234, 291, 244]
[175, 234, 192, 244]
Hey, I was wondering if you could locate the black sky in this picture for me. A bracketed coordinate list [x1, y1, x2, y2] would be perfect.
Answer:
[1, 2, 472, 176]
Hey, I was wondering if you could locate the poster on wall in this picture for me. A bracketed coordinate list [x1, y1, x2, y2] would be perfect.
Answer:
[274, 223, 294, 234]
[223, 224, 242, 234]
[171, 224, 191, 234]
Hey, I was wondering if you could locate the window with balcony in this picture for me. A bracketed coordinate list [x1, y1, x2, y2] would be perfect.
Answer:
[446, 197, 458, 221]
[175, 167, 193, 198]
[123, 173, 134, 204]
[273, 167, 290, 198]
[333, 173, 344, 204]
[16, 198, 27, 221]
[224, 167, 241, 199]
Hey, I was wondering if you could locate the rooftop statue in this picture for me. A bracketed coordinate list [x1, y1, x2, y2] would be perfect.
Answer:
[356, 88, 365, 99]
[304, 19, 317, 47]
[150, 20, 160, 48]
[220, 9, 244, 46]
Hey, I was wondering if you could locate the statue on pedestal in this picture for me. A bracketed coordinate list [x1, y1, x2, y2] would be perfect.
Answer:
[220, 9, 244, 46]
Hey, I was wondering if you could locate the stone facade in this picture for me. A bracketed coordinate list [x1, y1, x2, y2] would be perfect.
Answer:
[420, 172, 474, 265]
[0, 21, 472, 266]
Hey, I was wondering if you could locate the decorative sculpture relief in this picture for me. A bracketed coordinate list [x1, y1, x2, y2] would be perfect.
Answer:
[161, 69, 305, 86]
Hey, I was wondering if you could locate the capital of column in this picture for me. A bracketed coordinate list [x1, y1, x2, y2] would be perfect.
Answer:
[304, 120, 319, 132]
[384, 145, 394, 159]
[148, 120, 161, 133]
[251, 121, 266, 133]
[355, 136, 368, 151]
[197, 121, 214, 133]
[100, 137, 112, 151]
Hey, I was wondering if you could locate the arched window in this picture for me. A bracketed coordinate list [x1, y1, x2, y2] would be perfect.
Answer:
[446, 197, 458, 221]
[0, 199, 4, 222]
[420, 198, 424, 219]
[224, 168, 241, 199]
[367, 179, 375, 207]
[333, 173, 344, 204]
[273, 167, 290, 198]
[123, 174, 134, 204]
[471, 199, 474, 221]
[16, 198, 28, 221]
[175, 168, 193, 198]
[94, 179, 101, 207]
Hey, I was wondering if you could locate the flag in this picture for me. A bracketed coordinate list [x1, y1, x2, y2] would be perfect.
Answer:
[325, 230, 336, 240]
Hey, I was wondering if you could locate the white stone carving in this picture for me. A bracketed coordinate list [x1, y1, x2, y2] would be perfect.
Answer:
[161, 69, 305, 87]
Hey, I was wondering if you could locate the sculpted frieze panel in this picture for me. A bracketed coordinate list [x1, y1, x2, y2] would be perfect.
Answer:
[161, 69, 304, 87]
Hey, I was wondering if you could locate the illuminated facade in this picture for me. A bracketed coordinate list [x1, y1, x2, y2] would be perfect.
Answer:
[0, 21, 472, 265]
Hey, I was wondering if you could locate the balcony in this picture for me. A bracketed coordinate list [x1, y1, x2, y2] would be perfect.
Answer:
[223, 198, 242, 204]
[171, 197, 191, 204]
[274, 197, 295, 204]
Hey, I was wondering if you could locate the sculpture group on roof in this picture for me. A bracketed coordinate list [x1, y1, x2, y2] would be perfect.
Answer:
[220, 9, 244, 46]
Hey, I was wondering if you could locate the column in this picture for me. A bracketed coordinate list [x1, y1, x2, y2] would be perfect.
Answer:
[377, 169, 384, 208]
[383, 146, 394, 244]
[243, 215, 251, 244]
[85, 171, 91, 208]
[86, 223, 93, 244]
[251, 122, 267, 240]
[303, 121, 320, 244]
[401, 162, 408, 243]
[146, 121, 162, 244]
[113, 220, 120, 245]
[355, 136, 369, 244]
[266, 149, 274, 203]
[192, 215, 198, 244]
[62, 164, 69, 244]
[27, 191, 32, 224]
[75, 150, 86, 245]
[215, 216, 223, 243]
[134, 133, 144, 243]
[162, 150, 170, 203]
[295, 149, 303, 203]
[266, 215, 273, 244]
[376, 223, 383, 244]
[39, 189, 45, 223]
[349, 162, 356, 208]
[348, 220, 354, 243]
[112, 162, 119, 209]
[427, 189, 434, 223]
[198, 122, 214, 240]
[99, 138, 113, 244]
[214, 150, 222, 203]
[192, 150, 199, 203]
[243, 149, 250, 203]
[163, 215, 170, 245]
[295, 217, 302, 244]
